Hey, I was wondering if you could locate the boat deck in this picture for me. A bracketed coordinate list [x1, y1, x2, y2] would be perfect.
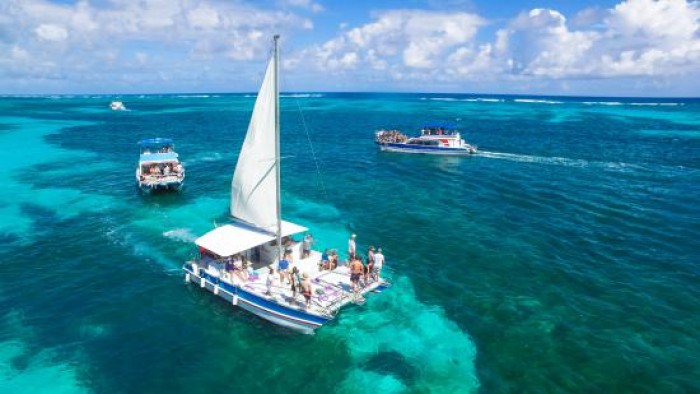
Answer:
[201, 250, 385, 318]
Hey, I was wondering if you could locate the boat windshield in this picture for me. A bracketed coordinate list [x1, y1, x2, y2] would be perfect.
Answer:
[407, 139, 440, 146]
[138, 138, 175, 154]
[420, 127, 457, 136]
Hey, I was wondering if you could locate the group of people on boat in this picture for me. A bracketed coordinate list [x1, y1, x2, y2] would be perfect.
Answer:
[141, 162, 183, 179]
[347, 234, 385, 296]
[266, 238, 315, 309]
[375, 129, 408, 144]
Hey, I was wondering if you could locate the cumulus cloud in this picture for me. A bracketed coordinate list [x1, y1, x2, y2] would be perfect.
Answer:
[2, 0, 699, 95]
[288, 0, 700, 94]
[0, 0, 312, 92]
[35, 24, 69, 42]
[287, 9, 486, 74]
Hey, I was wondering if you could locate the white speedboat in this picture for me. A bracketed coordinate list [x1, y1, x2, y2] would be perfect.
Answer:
[183, 36, 390, 334]
[376, 123, 477, 155]
[135, 138, 185, 193]
[110, 101, 127, 111]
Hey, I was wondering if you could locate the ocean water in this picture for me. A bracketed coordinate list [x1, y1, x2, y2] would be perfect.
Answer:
[0, 93, 699, 393]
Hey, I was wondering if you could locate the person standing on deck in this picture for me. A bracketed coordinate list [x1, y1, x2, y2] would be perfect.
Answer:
[302, 233, 314, 259]
[265, 267, 275, 296]
[373, 248, 385, 281]
[348, 234, 357, 260]
[349, 257, 363, 294]
[278, 255, 290, 285]
[301, 273, 313, 310]
[290, 266, 301, 301]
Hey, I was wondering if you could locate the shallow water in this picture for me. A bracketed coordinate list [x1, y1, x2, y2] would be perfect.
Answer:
[1, 93, 699, 393]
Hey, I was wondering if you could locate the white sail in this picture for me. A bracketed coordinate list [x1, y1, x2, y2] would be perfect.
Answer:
[230, 58, 278, 232]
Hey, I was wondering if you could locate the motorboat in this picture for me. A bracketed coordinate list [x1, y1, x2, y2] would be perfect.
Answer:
[110, 101, 127, 111]
[375, 122, 477, 155]
[135, 138, 185, 193]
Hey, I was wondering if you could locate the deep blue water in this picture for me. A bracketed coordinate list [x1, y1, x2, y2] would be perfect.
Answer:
[1, 93, 699, 393]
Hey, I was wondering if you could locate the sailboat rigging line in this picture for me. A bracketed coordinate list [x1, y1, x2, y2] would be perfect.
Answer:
[294, 97, 330, 202]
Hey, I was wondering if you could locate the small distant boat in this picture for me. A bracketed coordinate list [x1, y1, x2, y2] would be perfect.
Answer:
[135, 138, 185, 193]
[183, 36, 390, 334]
[110, 101, 127, 111]
[375, 122, 477, 155]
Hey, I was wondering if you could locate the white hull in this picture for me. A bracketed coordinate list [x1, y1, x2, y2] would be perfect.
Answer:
[379, 144, 477, 155]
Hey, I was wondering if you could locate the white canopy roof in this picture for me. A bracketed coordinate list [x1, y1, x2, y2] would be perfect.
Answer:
[195, 220, 308, 257]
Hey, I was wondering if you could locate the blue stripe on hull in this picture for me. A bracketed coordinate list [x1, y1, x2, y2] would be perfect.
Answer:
[184, 265, 330, 333]
[380, 143, 474, 155]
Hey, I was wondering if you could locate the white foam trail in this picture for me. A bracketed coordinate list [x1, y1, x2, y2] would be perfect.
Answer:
[476, 151, 672, 174]
[478, 151, 589, 167]
[163, 228, 198, 243]
[629, 102, 682, 106]
[280, 93, 324, 98]
[513, 99, 563, 104]
[183, 152, 224, 165]
[465, 98, 504, 102]
[175, 94, 219, 98]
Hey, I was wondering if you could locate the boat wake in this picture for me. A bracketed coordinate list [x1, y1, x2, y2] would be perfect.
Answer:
[476, 151, 646, 172]
[163, 228, 198, 243]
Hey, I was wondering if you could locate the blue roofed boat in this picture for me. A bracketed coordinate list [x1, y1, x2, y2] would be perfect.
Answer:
[184, 36, 390, 334]
[375, 122, 477, 155]
[136, 138, 185, 193]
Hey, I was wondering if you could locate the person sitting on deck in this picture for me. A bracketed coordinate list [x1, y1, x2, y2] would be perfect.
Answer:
[301, 273, 313, 310]
[163, 164, 171, 176]
[330, 251, 338, 270]
[233, 255, 249, 283]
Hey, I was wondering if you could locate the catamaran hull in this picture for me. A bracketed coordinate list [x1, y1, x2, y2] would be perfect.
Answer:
[183, 264, 330, 334]
[379, 143, 477, 155]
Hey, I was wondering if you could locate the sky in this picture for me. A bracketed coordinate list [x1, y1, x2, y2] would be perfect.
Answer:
[1, 0, 699, 97]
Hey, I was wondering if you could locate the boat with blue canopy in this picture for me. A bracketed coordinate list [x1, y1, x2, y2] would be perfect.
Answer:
[375, 122, 477, 155]
[136, 138, 185, 193]
[183, 36, 390, 334]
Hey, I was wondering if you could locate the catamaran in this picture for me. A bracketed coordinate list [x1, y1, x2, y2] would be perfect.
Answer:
[375, 122, 477, 155]
[183, 36, 389, 334]
[136, 138, 185, 193]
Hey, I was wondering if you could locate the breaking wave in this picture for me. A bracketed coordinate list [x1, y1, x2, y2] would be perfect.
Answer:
[513, 99, 563, 104]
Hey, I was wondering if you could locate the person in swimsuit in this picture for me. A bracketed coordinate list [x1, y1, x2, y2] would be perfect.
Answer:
[349, 257, 363, 293]
[278, 257, 290, 284]
[301, 273, 313, 310]
[290, 266, 301, 300]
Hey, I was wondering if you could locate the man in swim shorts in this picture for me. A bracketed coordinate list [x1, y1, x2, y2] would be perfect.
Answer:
[349, 257, 363, 293]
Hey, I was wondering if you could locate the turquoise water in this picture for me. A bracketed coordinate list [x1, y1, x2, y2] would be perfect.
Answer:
[1, 93, 698, 393]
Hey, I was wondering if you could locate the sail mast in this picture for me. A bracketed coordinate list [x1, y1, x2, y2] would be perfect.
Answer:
[274, 34, 282, 262]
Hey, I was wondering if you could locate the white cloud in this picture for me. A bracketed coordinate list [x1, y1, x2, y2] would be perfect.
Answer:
[287, 0, 700, 95]
[2, 0, 699, 96]
[35, 24, 69, 41]
[284, 0, 324, 13]
[0, 0, 313, 93]
[289, 9, 485, 73]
